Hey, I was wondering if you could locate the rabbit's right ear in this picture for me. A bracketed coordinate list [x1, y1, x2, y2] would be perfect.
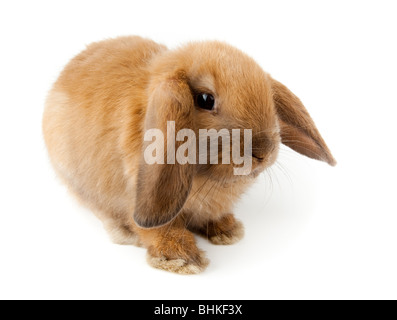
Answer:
[271, 77, 336, 166]
[134, 73, 195, 228]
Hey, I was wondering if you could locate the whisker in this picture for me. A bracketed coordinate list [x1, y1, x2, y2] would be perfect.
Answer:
[262, 168, 274, 207]
[274, 161, 294, 193]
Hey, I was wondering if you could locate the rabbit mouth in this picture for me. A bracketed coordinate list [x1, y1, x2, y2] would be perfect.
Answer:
[195, 158, 270, 187]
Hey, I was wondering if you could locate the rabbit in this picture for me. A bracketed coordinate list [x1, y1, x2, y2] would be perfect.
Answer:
[42, 36, 336, 274]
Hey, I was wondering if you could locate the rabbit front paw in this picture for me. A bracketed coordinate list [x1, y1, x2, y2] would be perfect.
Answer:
[146, 249, 209, 275]
[194, 213, 245, 245]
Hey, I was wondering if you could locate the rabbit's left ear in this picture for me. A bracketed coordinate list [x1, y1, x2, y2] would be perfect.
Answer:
[134, 72, 195, 228]
[271, 77, 336, 166]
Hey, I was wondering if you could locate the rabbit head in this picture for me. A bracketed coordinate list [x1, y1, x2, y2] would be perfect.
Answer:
[134, 41, 336, 228]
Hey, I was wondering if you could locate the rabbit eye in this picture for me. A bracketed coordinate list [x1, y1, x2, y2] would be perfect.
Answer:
[196, 93, 215, 111]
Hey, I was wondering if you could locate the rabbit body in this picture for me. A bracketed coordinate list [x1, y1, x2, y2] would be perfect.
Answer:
[43, 36, 335, 274]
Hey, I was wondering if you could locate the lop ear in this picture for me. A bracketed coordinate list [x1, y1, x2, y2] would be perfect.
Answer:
[134, 73, 195, 228]
[271, 77, 336, 166]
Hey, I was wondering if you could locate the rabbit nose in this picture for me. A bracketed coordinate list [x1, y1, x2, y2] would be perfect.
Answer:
[252, 154, 265, 162]
[251, 134, 278, 162]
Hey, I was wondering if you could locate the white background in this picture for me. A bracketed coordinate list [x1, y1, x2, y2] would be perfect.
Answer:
[1, 0, 396, 300]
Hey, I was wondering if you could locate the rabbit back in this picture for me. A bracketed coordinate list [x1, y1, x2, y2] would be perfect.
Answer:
[43, 36, 166, 216]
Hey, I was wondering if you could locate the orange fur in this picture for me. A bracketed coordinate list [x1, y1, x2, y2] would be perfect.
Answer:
[43, 36, 335, 274]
